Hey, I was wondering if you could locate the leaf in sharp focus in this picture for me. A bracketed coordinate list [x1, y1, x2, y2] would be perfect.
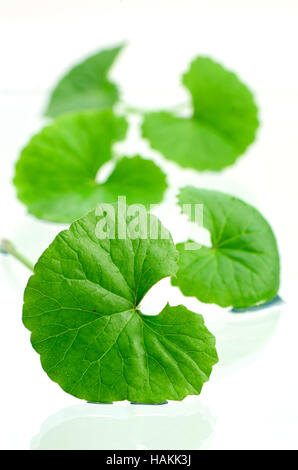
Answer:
[14, 110, 167, 223]
[142, 57, 259, 171]
[45, 44, 124, 117]
[172, 187, 280, 308]
[22, 206, 218, 403]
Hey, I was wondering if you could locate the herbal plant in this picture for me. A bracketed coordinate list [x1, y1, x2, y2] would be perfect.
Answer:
[12, 44, 280, 309]
[173, 187, 280, 308]
[13, 205, 218, 403]
[1, 44, 280, 403]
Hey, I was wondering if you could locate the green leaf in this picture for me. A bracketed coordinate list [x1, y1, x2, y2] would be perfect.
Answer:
[103, 155, 167, 206]
[45, 44, 123, 117]
[142, 112, 239, 171]
[22, 207, 218, 403]
[173, 187, 280, 308]
[14, 110, 167, 223]
[142, 57, 259, 171]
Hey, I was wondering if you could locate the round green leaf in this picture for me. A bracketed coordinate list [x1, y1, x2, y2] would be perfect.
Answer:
[14, 110, 167, 223]
[142, 57, 259, 171]
[173, 187, 280, 308]
[23, 207, 218, 403]
[45, 44, 124, 117]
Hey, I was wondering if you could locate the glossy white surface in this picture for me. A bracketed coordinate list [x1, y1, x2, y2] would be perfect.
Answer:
[0, 0, 297, 450]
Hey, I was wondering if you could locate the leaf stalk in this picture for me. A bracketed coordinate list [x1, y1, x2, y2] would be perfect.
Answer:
[0, 239, 34, 272]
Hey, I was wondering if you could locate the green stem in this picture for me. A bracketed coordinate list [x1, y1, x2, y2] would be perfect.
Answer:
[0, 239, 34, 272]
[118, 100, 191, 115]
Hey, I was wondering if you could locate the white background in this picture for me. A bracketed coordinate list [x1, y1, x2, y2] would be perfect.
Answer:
[0, 0, 298, 450]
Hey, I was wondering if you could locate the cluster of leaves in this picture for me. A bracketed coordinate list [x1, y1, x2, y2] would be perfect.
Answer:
[14, 43, 259, 223]
[12, 44, 280, 403]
